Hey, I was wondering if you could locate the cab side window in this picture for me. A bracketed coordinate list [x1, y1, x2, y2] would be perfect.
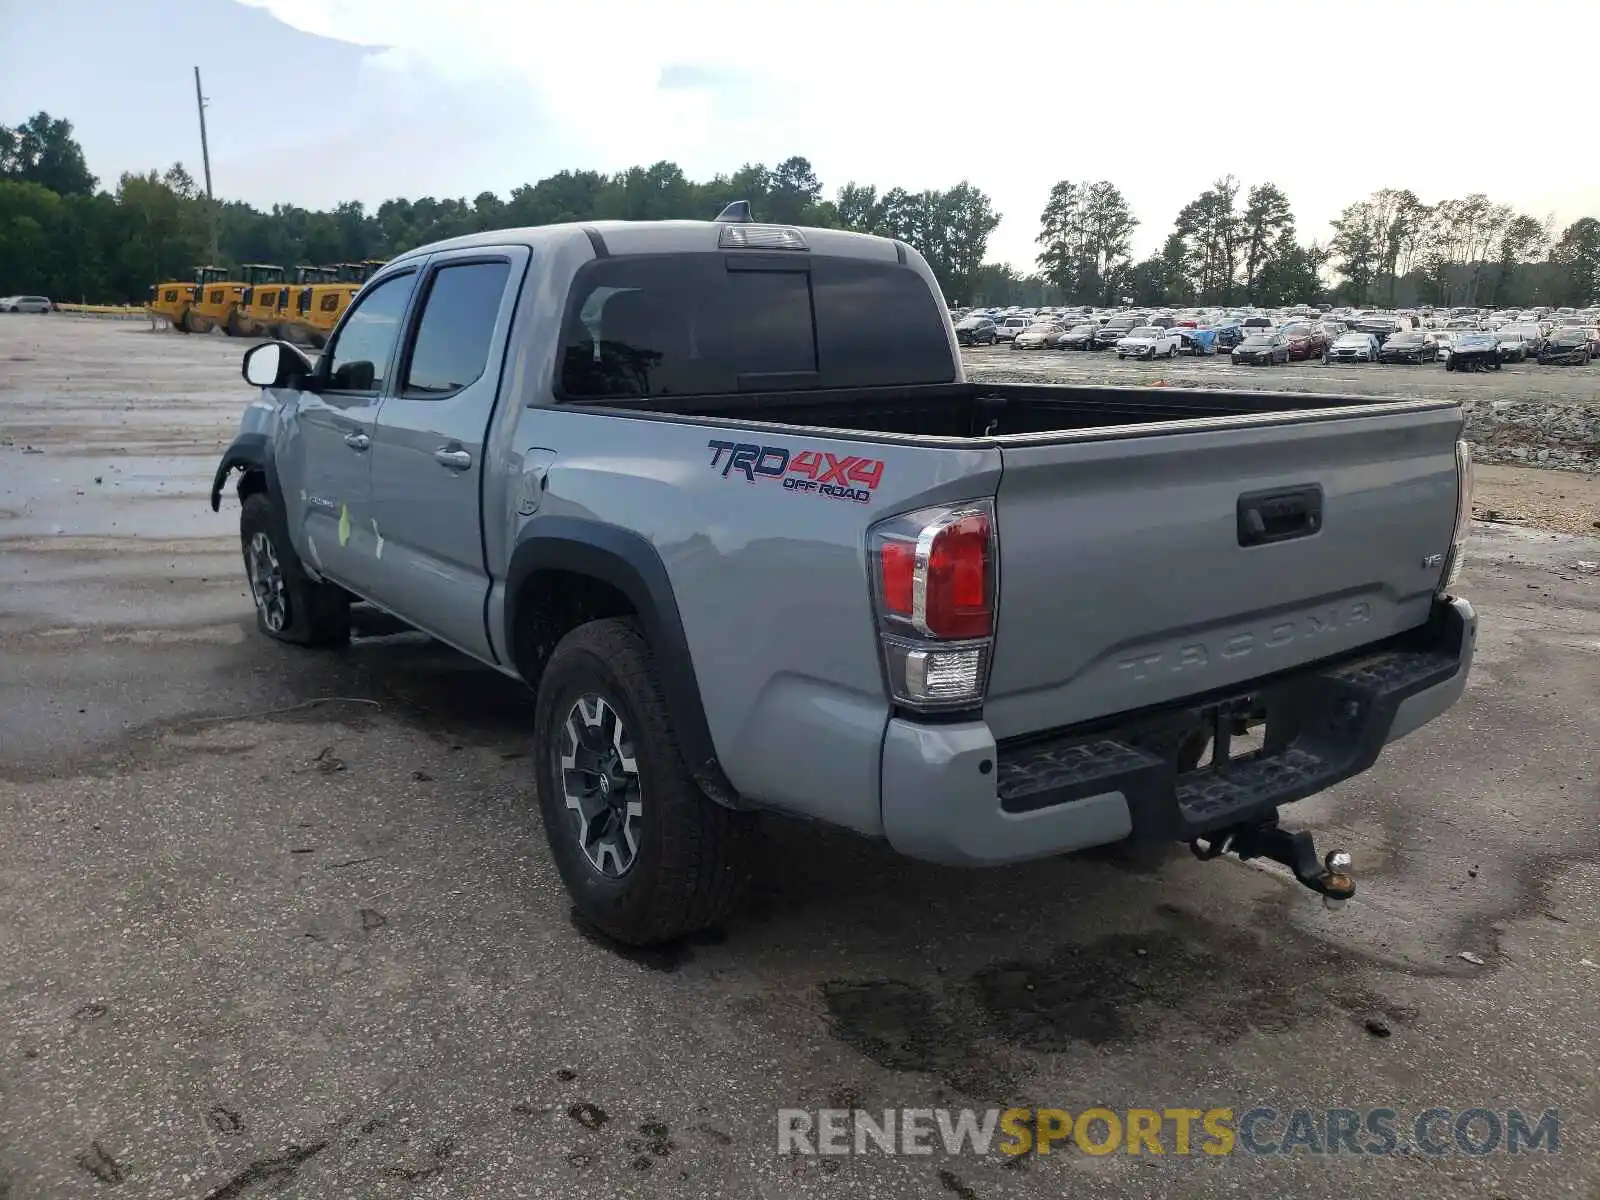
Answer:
[325, 273, 414, 393]
[401, 261, 511, 397]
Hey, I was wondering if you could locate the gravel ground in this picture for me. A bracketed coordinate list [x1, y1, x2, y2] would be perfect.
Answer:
[1, 317, 1597, 1199]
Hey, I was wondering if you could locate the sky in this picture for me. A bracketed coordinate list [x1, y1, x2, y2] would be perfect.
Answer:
[4, 0, 1598, 271]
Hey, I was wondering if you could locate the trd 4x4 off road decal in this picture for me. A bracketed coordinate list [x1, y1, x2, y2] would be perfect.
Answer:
[706, 440, 885, 504]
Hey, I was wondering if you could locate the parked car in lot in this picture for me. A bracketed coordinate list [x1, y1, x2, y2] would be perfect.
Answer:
[1012, 321, 1065, 350]
[1116, 325, 1182, 359]
[211, 209, 1476, 943]
[1537, 327, 1593, 365]
[1499, 323, 1546, 357]
[1175, 327, 1219, 355]
[1094, 315, 1138, 348]
[1352, 318, 1400, 345]
[1445, 333, 1502, 371]
[1280, 322, 1330, 361]
[1377, 330, 1433, 364]
[1212, 324, 1246, 353]
[994, 316, 1031, 343]
[1327, 331, 1381, 363]
[1426, 331, 1455, 361]
[1231, 333, 1290, 365]
[1493, 332, 1529, 363]
[955, 315, 998, 346]
[1058, 322, 1100, 350]
[0, 295, 53, 313]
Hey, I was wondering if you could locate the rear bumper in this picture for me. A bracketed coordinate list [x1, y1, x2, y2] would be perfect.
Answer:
[880, 596, 1475, 866]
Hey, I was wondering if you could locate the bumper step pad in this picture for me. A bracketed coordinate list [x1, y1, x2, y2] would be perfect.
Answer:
[995, 645, 1461, 839]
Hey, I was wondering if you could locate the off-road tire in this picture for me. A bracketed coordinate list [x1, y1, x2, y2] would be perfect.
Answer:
[533, 618, 754, 945]
[238, 492, 350, 646]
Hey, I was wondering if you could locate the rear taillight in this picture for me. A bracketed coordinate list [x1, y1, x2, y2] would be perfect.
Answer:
[1439, 439, 1474, 595]
[869, 501, 997, 711]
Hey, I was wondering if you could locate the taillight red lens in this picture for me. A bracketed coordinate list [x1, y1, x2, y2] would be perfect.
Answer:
[879, 540, 915, 617]
[924, 512, 992, 639]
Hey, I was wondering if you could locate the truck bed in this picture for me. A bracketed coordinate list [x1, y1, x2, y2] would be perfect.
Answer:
[601, 381, 1424, 441]
[595, 378, 1465, 743]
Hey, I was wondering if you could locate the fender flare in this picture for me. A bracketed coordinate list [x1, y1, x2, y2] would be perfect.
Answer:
[504, 518, 737, 804]
[210, 431, 279, 512]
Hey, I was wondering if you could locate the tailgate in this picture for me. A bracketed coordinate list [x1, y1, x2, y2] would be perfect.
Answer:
[984, 402, 1463, 740]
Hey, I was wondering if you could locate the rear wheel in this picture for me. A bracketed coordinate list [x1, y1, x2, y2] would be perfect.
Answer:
[239, 493, 350, 646]
[534, 618, 754, 945]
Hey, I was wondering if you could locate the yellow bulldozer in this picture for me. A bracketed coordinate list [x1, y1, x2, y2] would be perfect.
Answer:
[145, 279, 197, 328]
[145, 265, 232, 331]
[283, 259, 387, 348]
[147, 265, 271, 334]
[227, 265, 294, 337]
[235, 265, 335, 339]
[148, 257, 388, 343]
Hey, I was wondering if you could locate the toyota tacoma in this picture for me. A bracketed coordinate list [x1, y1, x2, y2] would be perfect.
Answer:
[212, 205, 1477, 945]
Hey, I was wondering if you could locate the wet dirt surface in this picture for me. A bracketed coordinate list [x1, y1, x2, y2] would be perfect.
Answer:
[1, 319, 1597, 1198]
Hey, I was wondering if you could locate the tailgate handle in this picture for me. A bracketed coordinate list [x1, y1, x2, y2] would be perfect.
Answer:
[1238, 485, 1323, 546]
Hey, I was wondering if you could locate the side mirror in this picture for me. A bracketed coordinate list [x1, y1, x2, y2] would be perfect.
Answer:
[241, 340, 315, 389]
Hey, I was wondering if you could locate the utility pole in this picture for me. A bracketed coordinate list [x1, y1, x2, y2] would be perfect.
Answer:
[193, 66, 219, 263]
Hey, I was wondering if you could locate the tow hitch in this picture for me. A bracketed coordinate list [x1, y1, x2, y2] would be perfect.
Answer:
[1189, 818, 1355, 910]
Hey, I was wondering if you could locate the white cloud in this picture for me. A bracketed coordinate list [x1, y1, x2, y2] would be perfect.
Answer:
[234, 0, 1599, 270]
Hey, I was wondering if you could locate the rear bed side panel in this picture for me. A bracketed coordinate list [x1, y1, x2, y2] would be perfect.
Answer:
[985, 403, 1464, 740]
[512, 405, 1000, 834]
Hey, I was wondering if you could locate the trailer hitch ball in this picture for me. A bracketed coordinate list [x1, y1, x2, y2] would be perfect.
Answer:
[1321, 849, 1355, 911]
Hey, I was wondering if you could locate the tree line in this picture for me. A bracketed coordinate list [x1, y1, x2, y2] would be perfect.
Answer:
[1031, 175, 1597, 310]
[0, 111, 999, 305]
[3, 109, 1598, 311]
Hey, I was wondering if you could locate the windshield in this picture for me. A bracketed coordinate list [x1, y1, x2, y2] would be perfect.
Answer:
[1106, 318, 1135, 330]
[1336, 334, 1368, 345]
[1389, 332, 1423, 345]
[1127, 326, 1160, 338]
[1069, 324, 1094, 334]
[1240, 335, 1272, 347]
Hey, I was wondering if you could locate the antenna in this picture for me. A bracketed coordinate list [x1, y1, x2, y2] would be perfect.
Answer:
[194, 66, 219, 262]
[715, 200, 752, 223]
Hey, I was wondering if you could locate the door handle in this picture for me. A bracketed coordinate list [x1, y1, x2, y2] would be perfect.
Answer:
[1237, 485, 1323, 547]
[433, 447, 473, 471]
[343, 432, 370, 452]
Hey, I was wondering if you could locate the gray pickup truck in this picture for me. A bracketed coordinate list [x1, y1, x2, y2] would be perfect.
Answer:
[213, 207, 1476, 945]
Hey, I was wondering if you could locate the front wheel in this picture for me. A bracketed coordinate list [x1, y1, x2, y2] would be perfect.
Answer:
[534, 618, 755, 945]
[239, 493, 350, 646]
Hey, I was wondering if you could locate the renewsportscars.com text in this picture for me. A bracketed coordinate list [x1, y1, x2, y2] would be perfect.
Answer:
[777, 1106, 1560, 1158]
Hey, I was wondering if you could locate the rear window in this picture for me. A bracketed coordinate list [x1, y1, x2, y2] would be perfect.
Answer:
[557, 254, 954, 400]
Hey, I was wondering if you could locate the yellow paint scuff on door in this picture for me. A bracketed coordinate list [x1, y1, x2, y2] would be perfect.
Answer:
[338, 503, 351, 546]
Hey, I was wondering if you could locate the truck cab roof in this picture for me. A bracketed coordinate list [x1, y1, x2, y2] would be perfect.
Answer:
[385, 219, 909, 268]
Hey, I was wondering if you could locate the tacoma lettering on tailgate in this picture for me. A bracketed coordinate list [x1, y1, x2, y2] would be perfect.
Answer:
[1116, 602, 1373, 681]
[706, 440, 884, 504]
